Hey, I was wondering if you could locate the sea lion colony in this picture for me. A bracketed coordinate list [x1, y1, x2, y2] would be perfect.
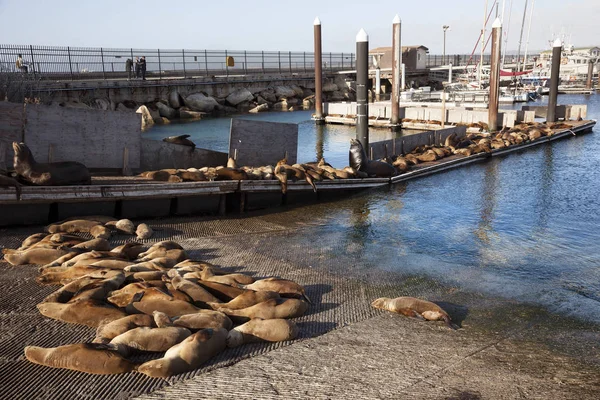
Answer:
[2, 216, 308, 377]
[139, 121, 572, 193]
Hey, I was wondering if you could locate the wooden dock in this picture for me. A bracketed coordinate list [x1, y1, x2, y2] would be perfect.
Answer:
[0, 120, 595, 226]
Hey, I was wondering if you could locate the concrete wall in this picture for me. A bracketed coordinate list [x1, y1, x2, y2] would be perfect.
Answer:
[139, 139, 227, 171]
[0, 102, 23, 170]
[24, 105, 142, 169]
[367, 126, 467, 159]
[522, 105, 587, 120]
[228, 119, 298, 167]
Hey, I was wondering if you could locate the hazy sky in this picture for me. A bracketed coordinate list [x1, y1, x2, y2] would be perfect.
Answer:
[0, 0, 598, 54]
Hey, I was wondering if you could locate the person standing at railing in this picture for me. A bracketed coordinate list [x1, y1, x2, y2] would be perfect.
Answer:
[125, 58, 133, 80]
[135, 57, 140, 79]
[139, 56, 146, 80]
[16, 54, 27, 73]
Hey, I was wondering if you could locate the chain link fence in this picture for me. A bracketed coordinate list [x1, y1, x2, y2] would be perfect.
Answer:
[0, 44, 356, 81]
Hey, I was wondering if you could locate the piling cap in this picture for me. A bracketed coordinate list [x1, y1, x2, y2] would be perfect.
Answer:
[492, 17, 502, 28]
[314, 17, 321, 26]
[356, 28, 369, 42]
[553, 38, 563, 47]
[393, 15, 401, 24]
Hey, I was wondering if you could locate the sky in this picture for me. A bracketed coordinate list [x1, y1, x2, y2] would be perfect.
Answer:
[0, 0, 598, 54]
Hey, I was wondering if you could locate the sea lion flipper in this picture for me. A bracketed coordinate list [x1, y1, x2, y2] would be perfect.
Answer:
[397, 308, 425, 320]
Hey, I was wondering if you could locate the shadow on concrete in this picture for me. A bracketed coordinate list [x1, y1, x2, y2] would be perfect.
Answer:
[435, 301, 469, 328]
[304, 283, 333, 305]
[304, 302, 339, 317]
[445, 391, 482, 400]
[296, 321, 338, 338]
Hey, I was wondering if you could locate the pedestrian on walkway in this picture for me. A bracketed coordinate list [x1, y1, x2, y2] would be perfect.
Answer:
[139, 56, 147, 80]
[135, 57, 140, 79]
[125, 58, 133, 80]
[16, 54, 28, 73]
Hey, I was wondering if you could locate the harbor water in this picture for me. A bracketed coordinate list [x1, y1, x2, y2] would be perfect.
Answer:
[149, 94, 600, 323]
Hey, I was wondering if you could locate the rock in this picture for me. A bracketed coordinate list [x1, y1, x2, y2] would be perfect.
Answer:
[285, 98, 299, 106]
[122, 100, 137, 109]
[184, 93, 220, 113]
[322, 82, 338, 92]
[329, 91, 346, 101]
[256, 95, 269, 105]
[179, 107, 205, 120]
[302, 88, 314, 98]
[275, 86, 297, 99]
[92, 98, 110, 111]
[217, 105, 238, 115]
[226, 88, 254, 106]
[249, 103, 269, 113]
[136, 105, 155, 131]
[58, 101, 90, 109]
[236, 101, 254, 112]
[272, 100, 289, 111]
[259, 90, 277, 103]
[156, 102, 178, 119]
[116, 103, 131, 112]
[291, 85, 304, 97]
[168, 91, 183, 109]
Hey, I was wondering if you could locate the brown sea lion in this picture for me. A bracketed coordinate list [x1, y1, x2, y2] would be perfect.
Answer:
[110, 326, 191, 353]
[111, 242, 145, 260]
[170, 276, 222, 305]
[126, 290, 204, 317]
[37, 299, 127, 327]
[137, 328, 228, 378]
[177, 170, 207, 182]
[4, 248, 71, 266]
[172, 310, 233, 331]
[243, 277, 311, 303]
[214, 167, 248, 181]
[0, 174, 21, 200]
[13, 142, 91, 185]
[219, 298, 308, 322]
[42, 276, 99, 303]
[138, 248, 188, 262]
[46, 220, 100, 234]
[37, 265, 113, 285]
[208, 290, 280, 311]
[199, 267, 255, 286]
[128, 271, 167, 282]
[371, 296, 456, 329]
[17, 233, 48, 250]
[392, 157, 409, 173]
[106, 219, 136, 235]
[226, 318, 299, 347]
[68, 273, 126, 302]
[24, 343, 136, 375]
[72, 238, 111, 252]
[226, 157, 237, 169]
[123, 258, 179, 272]
[415, 150, 438, 163]
[138, 241, 183, 258]
[136, 223, 153, 240]
[196, 280, 247, 301]
[94, 314, 154, 343]
[163, 135, 196, 151]
[107, 282, 168, 307]
[90, 225, 111, 240]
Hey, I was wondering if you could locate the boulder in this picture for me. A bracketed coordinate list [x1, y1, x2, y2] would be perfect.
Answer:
[272, 100, 289, 111]
[91, 98, 110, 110]
[156, 102, 178, 119]
[256, 95, 269, 105]
[322, 82, 338, 92]
[226, 88, 254, 106]
[329, 91, 346, 101]
[184, 93, 220, 113]
[168, 91, 183, 109]
[58, 101, 89, 109]
[285, 98, 299, 106]
[302, 88, 315, 98]
[136, 105, 155, 131]
[235, 101, 254, 112]
[249, 103, 269, 113]
[291, 85, 304, 97]
[275, 86, 297, 99]
[259, 90, 277, 103]
[116, 103, 131, 112]
[179, 107, 205, 120]
[121, 100, 138, 109]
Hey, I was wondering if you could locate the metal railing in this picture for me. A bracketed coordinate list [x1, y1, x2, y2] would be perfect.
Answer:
[0, 44, 355, 81]
[427, 54, 493, 67]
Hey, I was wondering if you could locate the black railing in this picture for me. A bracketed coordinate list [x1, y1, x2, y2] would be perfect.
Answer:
[427, 54, 493, 67]
[0, 44, 355, 81]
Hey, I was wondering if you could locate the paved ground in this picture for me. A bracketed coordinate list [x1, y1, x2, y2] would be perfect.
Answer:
[1, 203, 599, 399]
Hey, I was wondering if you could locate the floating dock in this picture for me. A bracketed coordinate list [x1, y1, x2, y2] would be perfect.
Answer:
[0, 120, 595, 226]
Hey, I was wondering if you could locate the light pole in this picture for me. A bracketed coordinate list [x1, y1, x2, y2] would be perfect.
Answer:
[442, 25, 450, 65]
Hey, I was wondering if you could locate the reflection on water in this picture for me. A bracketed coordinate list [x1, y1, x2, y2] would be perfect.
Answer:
[151, 95, 600, 323]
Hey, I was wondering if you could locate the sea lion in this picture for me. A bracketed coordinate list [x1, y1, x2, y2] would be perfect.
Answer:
[128, 271, 167, 282]
[46, 219, 100, 234]
[107, 282, 168, 307]
[226, 318, 299, 348]
[198, 267, 255, 286]
[37, 265, 113, 285]
[123, 258, 179, 272]
[17, 233, 48, 250]
[144, 170, 172, 181]
[208, 290, 280, 311]
[3, 247, 71, 266]
[24, 343, 136, 375]
[37, 299, 127, 327]
[138, 248, 188, 262]
[137, 328, 228, 378]
[94, 314, 154, 343]
[68, 273, 126, 302]
[226, 157, 237, 169]
[196, 280, 247, 301]
[371, 296, 456, 329]
[170, 275, 222, 305]
[364, 160, 396, 178]
[90, 225, 111, 240]
[126, 290, 204, 317]
[69, 238, 110, 252]
[214, 167, 248, 181]
[111, 242, 145, 260]
[110, 326, 191, 354]
[0, 174, 21, 200]
[172, 310, 233, 331]
[219, 298, 308, 322]
[42, 276, 99, 303]
[392, 157, 410, 173]
[138, 241, 183, 258]
[349, 138, 368, 171]
[13, 142, 91, 185]
[163, 135, 196, 151]
[136, 223, 154, 240]
[106, 219, 136, 235]
[243, 277, 311, 303]
[415, 150, 439, 163]
[177, 170, 207, 182]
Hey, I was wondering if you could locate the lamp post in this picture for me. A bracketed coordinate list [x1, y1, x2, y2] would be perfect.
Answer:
[442, 25, 450, 65]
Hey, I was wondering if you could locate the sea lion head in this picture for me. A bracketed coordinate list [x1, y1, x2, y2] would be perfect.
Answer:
[13, 142, 33, 166]
[371, 297, 390, 310]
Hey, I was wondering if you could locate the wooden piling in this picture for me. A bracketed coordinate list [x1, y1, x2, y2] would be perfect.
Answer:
[391, 15, 401, 126]
[488, 18, 502, 132]
[547, 39, 562, 123]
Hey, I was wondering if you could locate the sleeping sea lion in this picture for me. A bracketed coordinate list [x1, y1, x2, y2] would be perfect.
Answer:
[219, 298, 308, 322]
[198, 267, 254, 286]
[17, 233, 48, 250]
[3, 248, 71, 266]
[24, 343, 136, 375]
[163, 135, 196, 151]
[110, 326, 191, 354]
[46, 219, 101, 234]
[242, 277, 311, 303]
[106, 219, 135, 235]
[371, 296, 457, 329]
[94, 314, 155, 343]
[196, 280, 247, 301]
[37, 299, 127, 327]
[138, 241, 183, 258]
[207, 290, 280, 311]
[172, 310, 232, 331]
[137, 328, 228, 378]
[169, 275, 222, 305]
[226, 318, 298, 347]
[136, 223, 154, 240]
[125, 290, 204, 317]
[13, 142, 91, 185]
[107, 282, 168, 307]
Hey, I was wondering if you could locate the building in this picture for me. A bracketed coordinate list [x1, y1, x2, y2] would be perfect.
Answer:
[369, 45, 429, 71]
[539, 46, 600, 61]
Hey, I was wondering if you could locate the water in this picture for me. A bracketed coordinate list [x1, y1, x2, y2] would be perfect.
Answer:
[150, 94, 600, 323]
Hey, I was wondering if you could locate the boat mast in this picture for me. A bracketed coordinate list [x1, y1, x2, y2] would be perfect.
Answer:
[515, 0, 528, 74]
[502, 0, 513, 67]
[478, 0, 489, 88]
[522, 0, 535, 72]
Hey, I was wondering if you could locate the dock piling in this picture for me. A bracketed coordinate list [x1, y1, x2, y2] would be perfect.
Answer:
[488, 18, 502, 132]
[314, 17, 325, 124]
[586, 60, 595, 90]
[356, 28, 370, 152]
[391, 15, 401, 127]
[547, 38, 562, 123]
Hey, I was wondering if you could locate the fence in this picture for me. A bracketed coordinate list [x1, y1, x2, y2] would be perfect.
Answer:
[427, 54, 493, 67]
[0, 44, 355, 81]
